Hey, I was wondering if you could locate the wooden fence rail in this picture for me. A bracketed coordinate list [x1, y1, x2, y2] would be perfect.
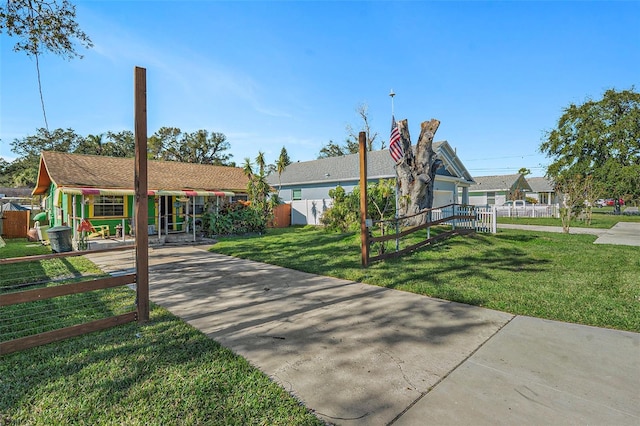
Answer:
[1, 246, 140, 356]
[366, 204, 477, 264]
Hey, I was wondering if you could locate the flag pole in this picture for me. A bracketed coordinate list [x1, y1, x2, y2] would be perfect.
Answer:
[390, 89, 400, 252]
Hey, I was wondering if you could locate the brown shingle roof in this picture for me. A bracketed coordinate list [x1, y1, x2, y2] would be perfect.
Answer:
[34, 151, 249, 195]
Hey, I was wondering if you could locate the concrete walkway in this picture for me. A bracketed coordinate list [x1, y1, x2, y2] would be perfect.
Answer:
[498, 222, 640, 246]
[86, 246, 640, 425]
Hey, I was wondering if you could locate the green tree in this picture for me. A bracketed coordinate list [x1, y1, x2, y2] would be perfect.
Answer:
[540, 88, 640, 203]
[0, 157, 12, 186]
[318, 140, 350, 159]
[103, 130, 135, 157]
[9, 127, 83, 187]
[242, 153, 276, 227]
[10, 127, 82, 158]
[1, 0, 93, 129]
[148, 127, 181, 160]
[320, 180, 396, 236]
[160, 129, 233, 165]
[0, 0, 92, 58]
[74, 133, 104, 155]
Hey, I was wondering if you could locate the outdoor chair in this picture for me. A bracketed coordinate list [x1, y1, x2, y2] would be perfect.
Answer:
[78, 219, 110, 239]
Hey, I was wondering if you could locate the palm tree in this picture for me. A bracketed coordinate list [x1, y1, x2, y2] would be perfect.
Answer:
[255, 151, 266, 176]
[81, 133, 104, 155]
[276, 147, 291, 195]
[242, 157, 254, 178]
[242, 157, 255, 201]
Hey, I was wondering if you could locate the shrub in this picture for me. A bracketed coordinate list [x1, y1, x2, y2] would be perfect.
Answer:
[202, 202, 267, 236]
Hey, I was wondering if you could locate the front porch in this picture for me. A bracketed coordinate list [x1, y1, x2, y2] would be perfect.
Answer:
[78, 232, 218, 252]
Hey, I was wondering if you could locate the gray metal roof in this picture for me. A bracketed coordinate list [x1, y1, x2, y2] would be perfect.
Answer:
[268, 142, 475, 186]
[527, 176, 555, 192]
[470, 174, 532, 192]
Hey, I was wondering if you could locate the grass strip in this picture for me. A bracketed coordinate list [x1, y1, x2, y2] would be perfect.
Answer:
[210, 226, 640, 332]
[1, 239, 323, 425]
[1, 305, 323, 425]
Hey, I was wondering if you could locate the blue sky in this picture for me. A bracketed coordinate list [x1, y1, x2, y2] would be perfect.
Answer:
[1, 1, 638, 177]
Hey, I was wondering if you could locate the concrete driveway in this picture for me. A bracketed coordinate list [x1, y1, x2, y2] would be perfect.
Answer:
[86, 245, 640, 425]
[498, 221, 640, 246]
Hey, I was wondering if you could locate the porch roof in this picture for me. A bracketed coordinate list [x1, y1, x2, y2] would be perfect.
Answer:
[58, 187, 234, 197]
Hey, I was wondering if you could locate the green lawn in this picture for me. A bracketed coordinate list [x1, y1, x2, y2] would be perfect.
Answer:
[1, 239, 323, 425]
[497, 208, 640, 228]
[210, 226, 640, 333]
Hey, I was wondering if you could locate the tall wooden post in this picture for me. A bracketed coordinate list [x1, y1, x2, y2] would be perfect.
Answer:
[134, 66, 149, 322]
[359, 131, 369, 267]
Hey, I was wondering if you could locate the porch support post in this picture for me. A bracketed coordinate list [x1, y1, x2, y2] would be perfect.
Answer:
[164, 196, 169, 235]
[72, 194, 77, 242]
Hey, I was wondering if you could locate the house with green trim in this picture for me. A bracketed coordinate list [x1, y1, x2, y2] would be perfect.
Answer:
[467, 174, 532, 206]
[32, 151, 248, 241]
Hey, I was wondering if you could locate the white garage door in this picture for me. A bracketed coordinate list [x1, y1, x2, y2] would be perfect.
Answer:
[434, 190, 453, 208]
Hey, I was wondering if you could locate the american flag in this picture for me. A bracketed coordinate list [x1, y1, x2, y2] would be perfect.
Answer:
[389, 115, 403, 163]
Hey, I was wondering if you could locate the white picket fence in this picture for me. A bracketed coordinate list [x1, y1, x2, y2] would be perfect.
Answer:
[432, 205, 496, 234]
[291, 200, 498, 233]
[494, 204, 560, 218]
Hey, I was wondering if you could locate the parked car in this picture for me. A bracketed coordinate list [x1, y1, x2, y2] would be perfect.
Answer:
[595, 199, 607, 208]
[503, 200, 527, 208]
[605, 198, 625, 206]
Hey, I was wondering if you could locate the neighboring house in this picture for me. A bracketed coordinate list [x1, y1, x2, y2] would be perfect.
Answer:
[526, 176, 558, 205]
[468, 174, 532, 206]
[32, 151, 248, 237]
[0, 187, 33, 200]
[267, 142, 475, 225]
[0, 187, 37, 208]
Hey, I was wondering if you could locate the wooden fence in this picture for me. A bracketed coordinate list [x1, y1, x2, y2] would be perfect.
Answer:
[0, 246, 139, 355]
[1, 210, 30, 238]
[0, 66, 152, 355]
[269, 203, 292, 228]
[366, 203, 477, 264]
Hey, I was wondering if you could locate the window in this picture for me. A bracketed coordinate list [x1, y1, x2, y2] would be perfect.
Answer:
[292, 189, 302, 201]
[193, 196, 205, 214]
[486, 192, 496, 205]
[93, 195, 125, 217]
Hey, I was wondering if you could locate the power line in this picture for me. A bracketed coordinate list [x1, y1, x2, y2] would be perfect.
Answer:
[462, 153, 542, 162]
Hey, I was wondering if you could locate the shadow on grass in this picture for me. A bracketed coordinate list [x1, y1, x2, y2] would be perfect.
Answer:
[494, 234, 539, 243]
[1, 306, 322, 425]
[211, 229, 552, 310]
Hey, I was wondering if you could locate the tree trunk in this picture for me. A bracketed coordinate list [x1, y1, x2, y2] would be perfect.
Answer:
[396, 119, 442, 226]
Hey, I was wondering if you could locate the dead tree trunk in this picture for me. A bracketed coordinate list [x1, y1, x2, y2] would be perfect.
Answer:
[396, 118, 442, 226]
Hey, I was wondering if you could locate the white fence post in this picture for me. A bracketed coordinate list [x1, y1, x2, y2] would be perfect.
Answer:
[492, 206, 497, 233]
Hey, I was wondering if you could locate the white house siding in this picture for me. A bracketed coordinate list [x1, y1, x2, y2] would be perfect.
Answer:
[469, 192, 508, 206]
[289, 185, 460, 226]
[279, 179, 384, 202]
[290, 199, 333, 225]
[469, 194, 487, 205]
